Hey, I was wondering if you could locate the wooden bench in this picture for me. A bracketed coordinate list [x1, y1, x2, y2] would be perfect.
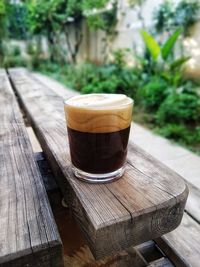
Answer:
[0, 70, 63, 266]
[32, 71, 200, 267]
[7, 68, 188, 262]
[35, 151, 200, 267]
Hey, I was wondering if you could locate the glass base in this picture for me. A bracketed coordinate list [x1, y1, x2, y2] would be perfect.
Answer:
[72, 165, 125, 183]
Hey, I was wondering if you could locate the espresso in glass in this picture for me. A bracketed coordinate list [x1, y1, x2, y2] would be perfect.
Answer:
[64, 94, 133, 183]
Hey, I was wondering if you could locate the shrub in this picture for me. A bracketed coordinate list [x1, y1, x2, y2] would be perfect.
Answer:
[26, 42, 36, 55]
[156, 93, 200, 125]
[3, 55, 28, 68]
[11, 45, 21, 56]
[156, 124, 200, 150]
[194, 126, 200, 142]
[140, 77, 168, 111]
[33, 58, 200, 154]
[115, 68, 138, 98]
[82, 75, 119, 94]
[112, 49, 128, 70]
[185, 126, 200, 144]
[155, 124, 189, 141]
[72, 63, 99, 91]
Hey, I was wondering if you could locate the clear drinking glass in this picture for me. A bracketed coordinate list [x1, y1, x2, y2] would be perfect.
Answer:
[64, 94, 133, 183]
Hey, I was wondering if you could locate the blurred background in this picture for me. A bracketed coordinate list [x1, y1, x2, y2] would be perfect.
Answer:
[0, 0, 200, 154]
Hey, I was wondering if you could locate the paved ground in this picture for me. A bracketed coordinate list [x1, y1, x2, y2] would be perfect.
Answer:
[130, 124, 200, 190]
[32, 73, 200, 190]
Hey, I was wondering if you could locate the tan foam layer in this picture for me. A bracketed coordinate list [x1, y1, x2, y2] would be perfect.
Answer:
[64, 94, 133, 133]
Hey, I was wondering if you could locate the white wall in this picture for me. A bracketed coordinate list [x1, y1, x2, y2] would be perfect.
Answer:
[8, 0, 200, 77]
[184, 22, 200, 77]
[80, 0, 169, 63]
[79, 0, 200, 78]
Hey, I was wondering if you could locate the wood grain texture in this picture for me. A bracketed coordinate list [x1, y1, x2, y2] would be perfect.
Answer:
[8, 68, 188, 259]
[36, 151, 171, 267]
[33, 71, 200, 224]
[0, 69, 63, 267]
[148, 258, 174, 267]
[35, 152, 58, 192]
[32, 71, 200, 267]
[31, 72, 200, 267]
[155, 213, 200, 267]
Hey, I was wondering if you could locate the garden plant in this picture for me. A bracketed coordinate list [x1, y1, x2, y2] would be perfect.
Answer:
[0, 0, 200, 154]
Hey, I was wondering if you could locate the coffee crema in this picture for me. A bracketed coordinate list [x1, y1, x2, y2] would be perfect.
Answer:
[64, 94, 133, 133]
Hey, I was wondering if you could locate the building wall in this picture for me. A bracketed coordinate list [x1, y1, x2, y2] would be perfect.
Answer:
[79, 0, 164, 63]
[184, 21, 200, 77]
[78, 0, 200, 78]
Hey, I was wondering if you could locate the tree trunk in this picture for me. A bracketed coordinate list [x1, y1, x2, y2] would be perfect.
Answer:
[64, 22, 83, 64]
[64, 27, 76, 63]
[47, 32, 55, 62]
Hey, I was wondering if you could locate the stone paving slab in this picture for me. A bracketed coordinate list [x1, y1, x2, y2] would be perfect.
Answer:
[130, 124, 189, 161]
[130, 124, 200, 190]
[33, 72, 200, 190]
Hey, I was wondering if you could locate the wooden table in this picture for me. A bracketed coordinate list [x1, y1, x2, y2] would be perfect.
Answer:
[0, 68, 188, 266]
[0, 69, 63, 266]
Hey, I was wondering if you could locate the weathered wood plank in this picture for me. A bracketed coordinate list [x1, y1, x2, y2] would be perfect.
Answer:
[155, 213, 200, 267]
[185, 183, 200, 223]
[36, 150, 173, 267]
[135, 241, 164, 263]
[36, 148, 171, 267]
[9, 68, 188, 259]
[35, 152, 58, 191]
[33, 71, 200, 224]
[33, 71, 200, 267]
[148, 257, 174, 267]
[0, 69, 63, 266]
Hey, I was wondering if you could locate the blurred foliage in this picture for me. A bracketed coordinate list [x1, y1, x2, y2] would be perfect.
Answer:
[3, 44, 29, 68]
[174, 0, 200, 36]
[0, 0, 115, 64]
[3, 56, 28, 68]
[153, 0, 173, 33]
[156, 93, 200, 124]
[139, 77, 168, 110]
[153, 0, 200, 36]
[155, 124, 200, 150]
[82, 0, 108, 9]
[0, 0, 199, 153]
[25, 0, 116, 63]
[137, 28, 200, 153]
[138, 28, 192, 111]
[7, 3, 28, 40]
[35, 27, 200, 153]
[85, 0, 118, 62]
[140, 27, 184, 65]
[0, 0, 7, 62]
[86, 0, 117, 33]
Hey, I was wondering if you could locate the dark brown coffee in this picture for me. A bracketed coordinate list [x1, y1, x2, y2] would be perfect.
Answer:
[67, 126, 130, 174]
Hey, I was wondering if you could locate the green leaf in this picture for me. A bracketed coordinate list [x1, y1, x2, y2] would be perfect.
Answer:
[170, 56, 190, 70]
[0, 1, 6, 15]
[161, 28, 183, 60]
[140, 30, 161, 61]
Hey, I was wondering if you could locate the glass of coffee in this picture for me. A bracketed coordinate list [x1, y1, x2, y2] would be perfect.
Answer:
[64, 94, 133, 183]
